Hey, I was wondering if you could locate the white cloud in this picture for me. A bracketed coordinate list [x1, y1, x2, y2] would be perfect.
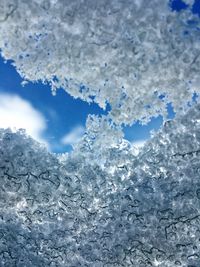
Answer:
[0, 93, 48, 147]
[61, 125, 85, 146]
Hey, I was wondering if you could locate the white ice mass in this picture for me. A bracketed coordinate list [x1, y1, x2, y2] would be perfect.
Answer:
[0, 0, 200, 266]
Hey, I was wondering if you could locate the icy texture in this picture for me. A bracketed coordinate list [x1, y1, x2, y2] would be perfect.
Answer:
[0, 0, 200, 124]
[1, 1, 200, 265]
[1, 104, 200, 266]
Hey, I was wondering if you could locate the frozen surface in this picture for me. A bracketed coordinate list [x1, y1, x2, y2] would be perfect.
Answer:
[0, 0, 200, 124]
[0, 1, 200, 266]
[1, 104, 200, 266]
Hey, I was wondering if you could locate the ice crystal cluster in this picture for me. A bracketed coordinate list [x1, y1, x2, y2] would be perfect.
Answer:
[0, 104, 200, 267]
[1, 0, 200, 266]
[0, 0, 200, 124]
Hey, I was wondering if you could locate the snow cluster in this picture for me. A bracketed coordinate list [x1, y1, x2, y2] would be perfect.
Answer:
[1, 1, 200, 266]
[0, 0, 200, 124]
[1, 104, 200, 267]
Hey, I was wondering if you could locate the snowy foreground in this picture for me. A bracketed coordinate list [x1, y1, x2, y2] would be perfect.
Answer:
[1, 104, 200, 267]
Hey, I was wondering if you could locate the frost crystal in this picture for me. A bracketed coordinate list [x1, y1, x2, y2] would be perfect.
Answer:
[0, 0, 200, 124]
[1, 104, 200, 266]
[1, 1, 200, 266]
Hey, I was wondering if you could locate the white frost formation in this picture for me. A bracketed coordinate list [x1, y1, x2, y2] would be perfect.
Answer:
[0, 0, 200, 124]
[1, 1, 200, 266]
[1, 104, 200, 266]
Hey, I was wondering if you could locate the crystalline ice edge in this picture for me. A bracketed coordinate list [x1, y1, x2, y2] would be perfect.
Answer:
[0, 0, 200, 124]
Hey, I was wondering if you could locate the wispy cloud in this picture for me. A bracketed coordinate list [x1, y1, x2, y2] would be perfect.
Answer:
[0, 93, 49, 147]
[61, 125, 85, 146]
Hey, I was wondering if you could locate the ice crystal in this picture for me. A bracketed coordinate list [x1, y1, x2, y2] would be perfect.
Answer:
[0, 0, 200, 124]
[0, 1, 200, 266]
[1, 105, 200, 266]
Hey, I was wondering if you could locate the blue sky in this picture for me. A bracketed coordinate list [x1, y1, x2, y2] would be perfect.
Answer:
[0, 56, 108, 152]
[0, 56, 174, 153]
[0, 0, 199, 153]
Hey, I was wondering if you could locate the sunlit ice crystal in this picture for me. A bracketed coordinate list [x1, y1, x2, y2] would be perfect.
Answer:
[0, 0, 200, 125]
[0, 104, 200, 266]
